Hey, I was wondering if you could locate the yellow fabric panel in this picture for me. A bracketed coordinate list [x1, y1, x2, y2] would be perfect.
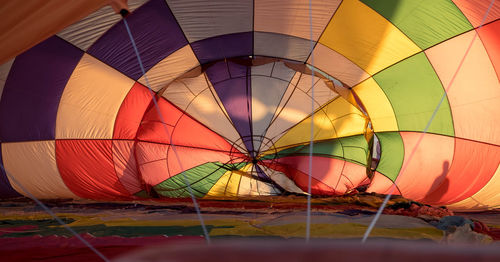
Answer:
[2, 141, 78, 199]
[206, 164, 253, 197]
[318, 0, 421, 75]
[0, 0, 108, 64]
[274, 97, 367, 149]
[56, 54, 135, 139]
[309, 43, 370, 87]
[353, 77, 398, 132]
[138, 45, 199, 91]
[448, 164, 500, 211]
[205, 171, 232, 197]
[254, 0, 341, 40]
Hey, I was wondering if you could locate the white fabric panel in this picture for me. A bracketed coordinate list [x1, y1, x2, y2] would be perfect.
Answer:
[57, 0, 148, 51]
[261, 87, 329, 152]
[166, 0, 253, 42]
[138, 45, 199, 91]
[0, 59, 14, 101]
[254, 32, 313, 62]
[251, 76, 290, 151]
[271, 72, 301, 123]
[56, 54, 134, 139]
[306, 78, 337, 106]
[271, 62, 298, 81]
[2, 141, 78, 199]
[250, 62, 274, 76]
[254, 0, 341, 40]
[258, 164, 304, 194]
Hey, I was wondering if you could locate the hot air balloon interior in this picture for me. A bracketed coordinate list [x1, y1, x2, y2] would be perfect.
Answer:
[0, 0, 499, 261]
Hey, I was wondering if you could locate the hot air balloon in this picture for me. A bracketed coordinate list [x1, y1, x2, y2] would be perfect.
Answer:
[0, 0, 498, 212]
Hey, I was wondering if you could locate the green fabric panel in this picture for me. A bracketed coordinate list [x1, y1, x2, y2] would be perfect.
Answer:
[361, 0, 473, 49]
[338, 135, 369, 166]
[373, 53, 454, 136]
[375, 132, 404, 181]
[268, 135, 369, 166]
[154, 162, 246, 198]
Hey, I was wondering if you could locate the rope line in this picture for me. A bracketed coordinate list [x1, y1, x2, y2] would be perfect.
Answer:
[306, 0, 315, 242]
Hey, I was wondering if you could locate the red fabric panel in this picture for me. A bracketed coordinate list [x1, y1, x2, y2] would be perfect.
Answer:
[478, 20, 500, 80]
[421, 138, 500, 205]
[263, 160, 335, 195]
[137, 97, 236, 152]
[275, 156, 366, 195]
[135, 141, 237, 187]
[135, 142, 170, 187]
[137, 98, 184, 144]
[113, 82, 153, 139]
[112, 140, 143, 194]
[56, 140, 131, 200]
[367, 171, 402, 195]
[395, 132, 455, 202]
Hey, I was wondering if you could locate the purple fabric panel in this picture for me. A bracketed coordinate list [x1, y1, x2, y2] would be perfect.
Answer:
[211, 76, 253, 154]
[204, 61, 230, 84]
[87, 0, 188, 80]
[0, 144, 21, 198]
[255, 164, 270, 181]
[191, 32, 253, 65]
[0, 36, 83, 142]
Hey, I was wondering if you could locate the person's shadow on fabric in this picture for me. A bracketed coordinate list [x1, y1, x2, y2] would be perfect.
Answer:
[426, 161, 450, 202]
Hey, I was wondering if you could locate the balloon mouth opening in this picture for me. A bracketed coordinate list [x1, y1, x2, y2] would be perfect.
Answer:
[137, 55, 376, 198]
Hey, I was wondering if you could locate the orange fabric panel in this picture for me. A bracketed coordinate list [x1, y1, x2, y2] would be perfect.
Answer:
[0, 0, 108, 64]
[422, 138, 500, 205]
[56, 139, 131, 200]
[113, 82, 153, 139]
[478, 20, 500, 80]
[425, 30, 500, 145]
[367, 172, 401, 195]
[452, 0, 500, 27]
[395, 132, 455, 202]
[112, 140, 143, 195]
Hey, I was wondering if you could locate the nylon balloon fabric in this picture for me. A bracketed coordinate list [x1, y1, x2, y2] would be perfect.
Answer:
[0, 0, 498, 211]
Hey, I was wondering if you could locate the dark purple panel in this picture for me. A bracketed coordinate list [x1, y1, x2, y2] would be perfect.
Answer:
[0, 144, 21, 198]
[208, 61, 253, 154]
[255, 164, 271, 181]
[87, 0, 188, 80]
[0, 36, 83, 142]
[205, 61, 230, 84]
[191, 32, 253, 65]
